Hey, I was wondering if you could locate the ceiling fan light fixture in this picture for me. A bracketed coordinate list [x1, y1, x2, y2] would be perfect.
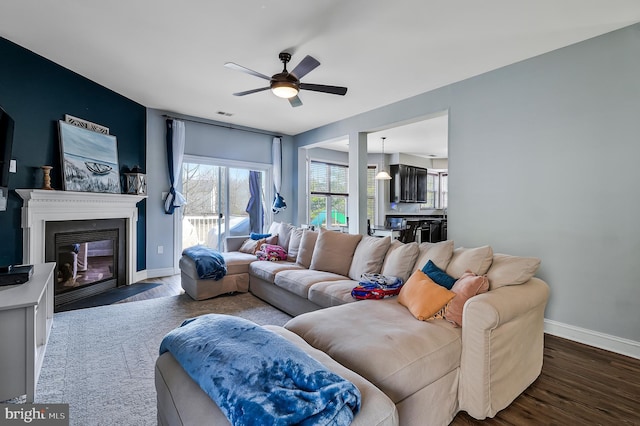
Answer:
[271, 82, 299, 99]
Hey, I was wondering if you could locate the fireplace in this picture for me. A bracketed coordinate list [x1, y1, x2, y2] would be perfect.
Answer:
[16, 189, 145, 298]
[45, 219, 126, 309]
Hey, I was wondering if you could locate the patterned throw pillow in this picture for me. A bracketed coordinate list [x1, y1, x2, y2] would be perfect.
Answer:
[255, 244, 288, 261]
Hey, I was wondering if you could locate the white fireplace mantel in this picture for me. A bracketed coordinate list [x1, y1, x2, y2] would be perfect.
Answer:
[16, 189, 146, 285]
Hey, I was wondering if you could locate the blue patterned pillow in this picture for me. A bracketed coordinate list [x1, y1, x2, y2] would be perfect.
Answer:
[421, 260, 457, 290]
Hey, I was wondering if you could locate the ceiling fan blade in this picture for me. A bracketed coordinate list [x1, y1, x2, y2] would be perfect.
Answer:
[289, 96, 303, 107]
[300, 83, 348, 96]
[224, 62, 271, 80]
[233, 87, 270, 96]
[290, 55, 320, 80]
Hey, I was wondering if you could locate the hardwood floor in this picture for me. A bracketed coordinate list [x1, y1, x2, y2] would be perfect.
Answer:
[451, 334, 640, 425]
[121, 275, 640, 425]
[117, 274, 183, 303]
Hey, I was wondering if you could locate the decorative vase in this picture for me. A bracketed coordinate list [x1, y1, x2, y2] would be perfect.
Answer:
[41, 165, 53, 190]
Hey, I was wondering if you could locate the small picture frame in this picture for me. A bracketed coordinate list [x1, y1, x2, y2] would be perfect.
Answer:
[58, 120, 121, 193]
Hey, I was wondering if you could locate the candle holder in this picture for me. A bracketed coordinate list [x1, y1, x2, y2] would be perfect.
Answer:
[41, 165, 54, 190]
[124, 165, 146, 195]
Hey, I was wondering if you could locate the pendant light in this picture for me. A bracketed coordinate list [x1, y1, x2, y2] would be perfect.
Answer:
[375, 137, 392, 180]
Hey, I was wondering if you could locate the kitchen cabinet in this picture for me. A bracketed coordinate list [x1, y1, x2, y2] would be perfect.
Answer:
[390, 164, 428, 203]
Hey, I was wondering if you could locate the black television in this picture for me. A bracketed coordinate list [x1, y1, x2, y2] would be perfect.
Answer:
[0, 105, 15, 188]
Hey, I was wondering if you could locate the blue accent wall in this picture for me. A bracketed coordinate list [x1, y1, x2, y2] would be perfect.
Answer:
[0, 37, 146, 269]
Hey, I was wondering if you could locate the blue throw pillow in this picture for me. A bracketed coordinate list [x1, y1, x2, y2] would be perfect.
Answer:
[421, 260, 457, 290]
[250, 232, 272, 240]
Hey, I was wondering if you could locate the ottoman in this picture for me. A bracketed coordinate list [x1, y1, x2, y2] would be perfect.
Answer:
[155, 325, 399, 426]
[179, 251, 255, 300]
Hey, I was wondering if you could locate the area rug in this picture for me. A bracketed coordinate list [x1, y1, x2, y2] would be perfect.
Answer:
[55, 282, 163, 312]
[33, 292, 292, 425]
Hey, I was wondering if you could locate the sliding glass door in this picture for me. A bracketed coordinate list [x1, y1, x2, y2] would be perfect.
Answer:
[180, 156, 271, 251]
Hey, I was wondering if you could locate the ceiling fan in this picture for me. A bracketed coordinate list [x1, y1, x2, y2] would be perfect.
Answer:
[224, 52, 348, 107]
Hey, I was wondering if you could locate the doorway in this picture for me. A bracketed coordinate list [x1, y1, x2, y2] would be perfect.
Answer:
[180, 156, 271, 251]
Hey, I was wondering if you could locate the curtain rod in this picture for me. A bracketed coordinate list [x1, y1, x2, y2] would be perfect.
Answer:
[162, 114, 282, 138]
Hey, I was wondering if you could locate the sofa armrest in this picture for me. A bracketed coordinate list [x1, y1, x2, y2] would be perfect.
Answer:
[224, 236, 247, 252]
[458, 277, 549, 419]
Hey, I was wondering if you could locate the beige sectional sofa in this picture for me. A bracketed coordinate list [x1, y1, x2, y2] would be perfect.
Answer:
[163, 222, 549, 425]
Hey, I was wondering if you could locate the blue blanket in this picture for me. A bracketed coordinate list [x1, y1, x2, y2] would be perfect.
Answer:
[159, 314, 361, 426]
[182, 245, 227, 280]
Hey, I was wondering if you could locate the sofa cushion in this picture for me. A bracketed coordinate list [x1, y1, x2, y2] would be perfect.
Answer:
[381, 241, 419, 283]
[155, 325, 400, 426]
[285, 298, 462, 404]
[283, 223, 299, 252]
[239, 238, 264, 254]
[422, 260, 457, 290]
[274, 269, 346, 299]
[414, 240, 454, 271]
[271, 222, 295, 252]
[445, 246, 494, 279]
[486, 254, 541, 290]
[398, 270, 456, 321]
[444, 272, 489, 327]
[296, 229, 319, 268]
[308, 280, 360, 307]
[287, 228, 304, 262]
[220, 251, 257, 275]
[310, 229, 362, 276]
[248, 260, 304, 282]
[239, 235, 278, 255]
[348, 236, 391, 280]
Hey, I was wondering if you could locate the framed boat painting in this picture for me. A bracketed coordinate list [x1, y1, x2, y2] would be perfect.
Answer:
[58, 120, 121, 193]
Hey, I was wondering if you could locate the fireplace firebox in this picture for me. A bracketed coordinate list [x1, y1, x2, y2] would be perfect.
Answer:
[45, 219, 126, 310]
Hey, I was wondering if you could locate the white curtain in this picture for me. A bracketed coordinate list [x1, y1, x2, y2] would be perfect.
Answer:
[164, 119, 187, 214]
[272, 137, 286, 213]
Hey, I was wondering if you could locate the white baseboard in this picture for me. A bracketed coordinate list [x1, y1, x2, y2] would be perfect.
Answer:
[544, 319, 640, 360]
[143, 267, 179, 280]
[132, 269, 148, 283]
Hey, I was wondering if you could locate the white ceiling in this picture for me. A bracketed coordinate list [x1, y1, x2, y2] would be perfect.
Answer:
[320, 113, 449, 158]
[1, 0, 639, 155]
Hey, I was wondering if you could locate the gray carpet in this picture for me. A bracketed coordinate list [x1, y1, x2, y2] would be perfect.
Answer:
[34, 292, 292, 425]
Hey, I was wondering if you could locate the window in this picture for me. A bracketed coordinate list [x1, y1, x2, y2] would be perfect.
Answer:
[440, 172, 448, 209]
[367, 166, 376, 226]
[423, 171, 448, 209]
[425, 172, 439, 208]
[309, 161, 349, 228]
[308, 161, 378, 229]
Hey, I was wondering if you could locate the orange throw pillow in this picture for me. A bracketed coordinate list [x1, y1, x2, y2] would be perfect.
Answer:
[444, 271, 489, 327]
[398, 270, 455, 321]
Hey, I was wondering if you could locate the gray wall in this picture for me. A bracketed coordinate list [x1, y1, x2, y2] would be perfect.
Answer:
[295, 24, 640, 344]
[145, 109, 295, 273]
